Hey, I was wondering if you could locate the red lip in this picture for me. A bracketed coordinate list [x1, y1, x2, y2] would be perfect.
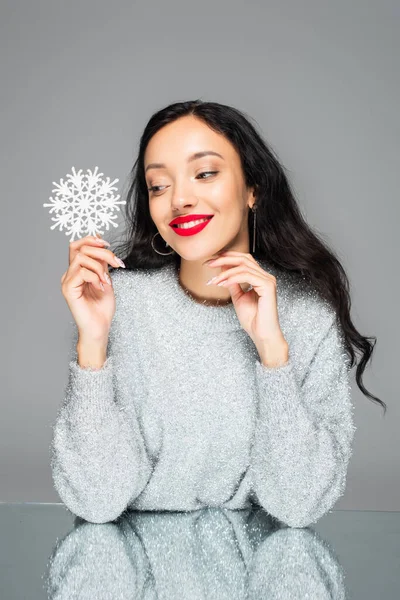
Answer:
[169, 215, 214, 237]
[169, 214, 214, 226]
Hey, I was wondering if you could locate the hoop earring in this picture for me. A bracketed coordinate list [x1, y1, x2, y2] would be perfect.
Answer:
[151, 232, 175, 256]
[252, 203, 257, 253]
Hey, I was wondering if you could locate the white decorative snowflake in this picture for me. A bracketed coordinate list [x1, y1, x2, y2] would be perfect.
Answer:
[43, 166, 126, 242]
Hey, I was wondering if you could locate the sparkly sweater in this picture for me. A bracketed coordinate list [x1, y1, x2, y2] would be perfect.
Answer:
[50, 259, 356, 528]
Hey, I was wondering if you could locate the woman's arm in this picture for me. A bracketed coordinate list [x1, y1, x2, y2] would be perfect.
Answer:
[50, 321, 152, 523]
[249, 313, 356, 528]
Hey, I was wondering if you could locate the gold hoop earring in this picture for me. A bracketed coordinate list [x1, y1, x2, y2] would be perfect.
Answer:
[151, 232, 175, 256]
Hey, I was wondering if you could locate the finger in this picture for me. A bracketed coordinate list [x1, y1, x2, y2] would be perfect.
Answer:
[78, 266, 106, 292]
[208, 265, 264, 285]
[62, 263, 105, 293]
[69, 233, 110, 249]
[218, 273, 273, 295]
[92, 232, 112, 247]
[207, 255, 275, 280]
[69, 234, 110, 265]
[69, 252, 112, 286]
[78, 244, 121, 272]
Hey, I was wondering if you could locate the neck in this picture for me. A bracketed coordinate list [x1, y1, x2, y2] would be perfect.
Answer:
[177, 241, 252, 306]
[178, 261, 232, 305]
[177, 269, 233, 306]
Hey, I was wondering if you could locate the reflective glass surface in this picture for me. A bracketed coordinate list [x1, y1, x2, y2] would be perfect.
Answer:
[0, 504, 399, 599]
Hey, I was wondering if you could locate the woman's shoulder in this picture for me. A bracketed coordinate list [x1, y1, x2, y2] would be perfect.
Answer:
[268, 263, 336, 334]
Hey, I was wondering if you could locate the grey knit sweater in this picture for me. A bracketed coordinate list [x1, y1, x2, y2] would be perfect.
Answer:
[50, 259, 356, 527]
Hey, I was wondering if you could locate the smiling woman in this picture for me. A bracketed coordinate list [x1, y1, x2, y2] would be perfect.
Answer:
[110, 100, 384, 412]
[51, 99, 385, 527]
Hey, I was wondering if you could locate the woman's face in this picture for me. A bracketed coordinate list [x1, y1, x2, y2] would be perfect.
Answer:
[144, 115, 256, 262]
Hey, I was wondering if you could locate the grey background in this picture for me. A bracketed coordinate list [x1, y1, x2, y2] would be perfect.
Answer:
[0, 0, 398, 508]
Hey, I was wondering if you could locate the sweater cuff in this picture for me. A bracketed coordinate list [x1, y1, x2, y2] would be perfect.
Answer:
[256, 354, 293, 374]
[68, 356, 115, 418]
[254, 356, 303, 425]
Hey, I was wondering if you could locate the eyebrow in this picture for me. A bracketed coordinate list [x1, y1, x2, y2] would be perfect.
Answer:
[145, 151, 224, 174]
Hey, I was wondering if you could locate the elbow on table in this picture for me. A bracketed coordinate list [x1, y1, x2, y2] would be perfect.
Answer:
[256, 502, 317, 528]
[253, 478, 347, 529]
[62, 498, 129, 524]
[256, 501, 327, 529]
[278, 512, 320, 529]
[52, 470, 130, 524]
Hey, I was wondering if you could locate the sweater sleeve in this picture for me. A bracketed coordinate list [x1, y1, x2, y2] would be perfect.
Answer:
[50, 320, 153, 524]
[249, 313, 356, 528]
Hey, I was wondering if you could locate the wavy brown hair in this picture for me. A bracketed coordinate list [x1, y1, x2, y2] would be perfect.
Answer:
[109, 99, 386, 415]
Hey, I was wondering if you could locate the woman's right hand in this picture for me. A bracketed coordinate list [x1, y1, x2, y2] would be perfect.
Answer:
[61, 234, 125, 342]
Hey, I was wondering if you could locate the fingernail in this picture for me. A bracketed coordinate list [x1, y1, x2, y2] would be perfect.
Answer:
[206, 276, 218, 285]
[95, 238, 111, 247]
[115, 257, 126, 268]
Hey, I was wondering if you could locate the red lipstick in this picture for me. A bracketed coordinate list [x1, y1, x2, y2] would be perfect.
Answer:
[169, 214, 214, 237]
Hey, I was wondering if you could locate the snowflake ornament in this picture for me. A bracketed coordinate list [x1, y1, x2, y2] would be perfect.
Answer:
[43, 166, 126, 242]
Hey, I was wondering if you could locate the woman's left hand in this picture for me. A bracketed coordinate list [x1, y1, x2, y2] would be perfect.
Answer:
[206, 251, 287, 349]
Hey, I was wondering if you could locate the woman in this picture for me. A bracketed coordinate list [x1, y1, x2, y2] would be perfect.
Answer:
[52, 100, 385, 527]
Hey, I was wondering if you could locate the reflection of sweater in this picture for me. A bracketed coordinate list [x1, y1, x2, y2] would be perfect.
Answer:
[45, 508, 347, 599]
[50, 259, 356, 527]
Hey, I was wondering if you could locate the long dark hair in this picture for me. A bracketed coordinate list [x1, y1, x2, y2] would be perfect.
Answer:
[109, 99, 386, 415]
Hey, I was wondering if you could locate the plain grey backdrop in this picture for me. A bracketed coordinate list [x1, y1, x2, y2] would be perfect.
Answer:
[0, 0, 398, 508]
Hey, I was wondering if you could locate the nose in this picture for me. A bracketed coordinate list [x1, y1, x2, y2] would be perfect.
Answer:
[171, 193, 199, 216]
[170, 178, 199, 212]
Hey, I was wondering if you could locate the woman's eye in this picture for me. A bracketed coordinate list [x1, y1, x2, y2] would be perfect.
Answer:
[147, 171, 218, 194]
[196, 170, 219, 180]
